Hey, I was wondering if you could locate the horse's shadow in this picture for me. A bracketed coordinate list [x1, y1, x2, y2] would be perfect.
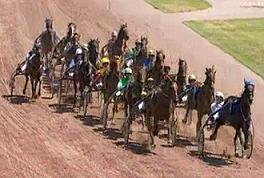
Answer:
[75, 114, 102, 127]
[115, 140, 155, 156]
[188, 150, 234, 167]
[159, 134, 195, 148]
[48, 103, 75, 113]
[2, 95, 31, 104]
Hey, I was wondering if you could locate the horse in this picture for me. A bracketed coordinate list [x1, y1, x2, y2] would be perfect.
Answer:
[52, 22, 77, 63]
[133, 36, 148, 70]
[87, 38, 100, 68]
[78, 39, 100, 105]
[209, 80, 255, 157]
[176, 58, 187, 103]
[111, 23, 129, 72]
[143, 71, 177, 149]
[183, 66, 216, 138]
[122, 70, 145, 145]
[10, 46, 42, 99]
[145, 50, 165, 86]
[34, 18, 60, 74]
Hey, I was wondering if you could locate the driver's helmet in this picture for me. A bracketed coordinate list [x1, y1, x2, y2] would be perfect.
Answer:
[188, 74, 196, 81]
[148, 49, 155, 57]
[122, 67, 133, 75]
[215, 91, 224, 99]
[112, 31, 118, 38]
[135, 38, 141, 45]
[75, 48, 83, 55]
[101, 56, 110, 64]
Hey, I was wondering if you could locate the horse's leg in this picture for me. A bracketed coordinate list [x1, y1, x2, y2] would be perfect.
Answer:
[38, 78, 42, 97]
[196, 112, 203, 139]
[153, 116, 159, 136]
[73, 80, 77, 106]
[234, 128, 245, 157]
[30, 77, 35, 99]
[146, 115, 155, 150]
[209, 121, 221, 141]
[242, 121, 250, 150]
[234, 129, 240, 157]
[23, 75, 29, 95]
[183, 105, 190, 124]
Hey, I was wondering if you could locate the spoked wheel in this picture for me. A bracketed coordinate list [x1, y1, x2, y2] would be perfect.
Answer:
[244, 130, 254, 159]
[197, 128, 205, 156]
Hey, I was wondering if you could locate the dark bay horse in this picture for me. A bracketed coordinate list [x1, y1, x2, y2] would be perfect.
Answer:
[34, 18, 60, 74]
[143, 72, 177, 149]
[10, 46, 42, 99]
[52, 22, 77, 63]
[176, 58, 187, 102]
[209, 80, 255, 157]
[184, 66, 216, 138]
[111, 23, 129, 72]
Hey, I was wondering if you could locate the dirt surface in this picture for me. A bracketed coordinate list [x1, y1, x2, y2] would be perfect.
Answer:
[0, 0, 264, 177]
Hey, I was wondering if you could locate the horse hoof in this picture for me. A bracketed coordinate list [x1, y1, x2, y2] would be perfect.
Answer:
[149, 144, 156, 151]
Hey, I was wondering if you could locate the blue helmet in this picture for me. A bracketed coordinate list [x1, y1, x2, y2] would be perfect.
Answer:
[244, 78, 255, 87]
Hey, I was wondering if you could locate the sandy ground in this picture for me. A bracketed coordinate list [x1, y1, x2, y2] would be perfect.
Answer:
[0, 0, 264, 177]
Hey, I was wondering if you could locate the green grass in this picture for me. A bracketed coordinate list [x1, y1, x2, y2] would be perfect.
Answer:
[185, 18, 264, 78]
[145, 0, 211, 13]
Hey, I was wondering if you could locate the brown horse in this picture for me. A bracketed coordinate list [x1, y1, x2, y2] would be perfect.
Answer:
[184, 66, 216, 138]
[146, 50, 165, 86]
[34, 18, 60, 74]
[10, 46, 42, 99]
[176, 58, 187, 103]
[110, 23, 129, 72]
[143, 71, 177, 149]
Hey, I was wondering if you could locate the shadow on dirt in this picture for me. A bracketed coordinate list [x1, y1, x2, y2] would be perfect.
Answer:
[75, 114, 102, 127]
[188, 150, 234, 167]
[2, 95, 31, 104]
[48, 103, 76, 113]
[159, 134, 195, 148]
[115, 140, 156, 156]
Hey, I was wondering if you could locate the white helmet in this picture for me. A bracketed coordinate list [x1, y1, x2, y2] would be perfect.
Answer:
[189, 74, 196, 81]
[123, 67, 132, 74]
[112, 31, 118, 37]
[215, 91, 224, 99]
[76, 48, 83, 55]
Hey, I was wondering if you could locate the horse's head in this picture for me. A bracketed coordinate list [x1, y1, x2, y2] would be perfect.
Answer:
[155, 50, 165, 69]
[204, 65, 216, 87]
[178, 58, 187, 75]
[72, 33, 80, 45]
[88, 38, 100, 53]
[45, 18, 53, 33]
[67, 22, 77, 39]
[118, 23, 129, 41]
[243, 79, 255, 104]
[140, 36, 148, 51]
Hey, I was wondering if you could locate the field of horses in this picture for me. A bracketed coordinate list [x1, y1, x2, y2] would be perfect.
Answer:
[0, 0, 264, 177]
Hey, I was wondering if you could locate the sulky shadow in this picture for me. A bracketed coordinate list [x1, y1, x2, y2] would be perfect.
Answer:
[48, 103, 76, 113]
[115, 140, 155, 156]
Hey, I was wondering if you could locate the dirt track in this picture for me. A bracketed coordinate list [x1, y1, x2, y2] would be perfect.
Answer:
[1, 0, 264, 177]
